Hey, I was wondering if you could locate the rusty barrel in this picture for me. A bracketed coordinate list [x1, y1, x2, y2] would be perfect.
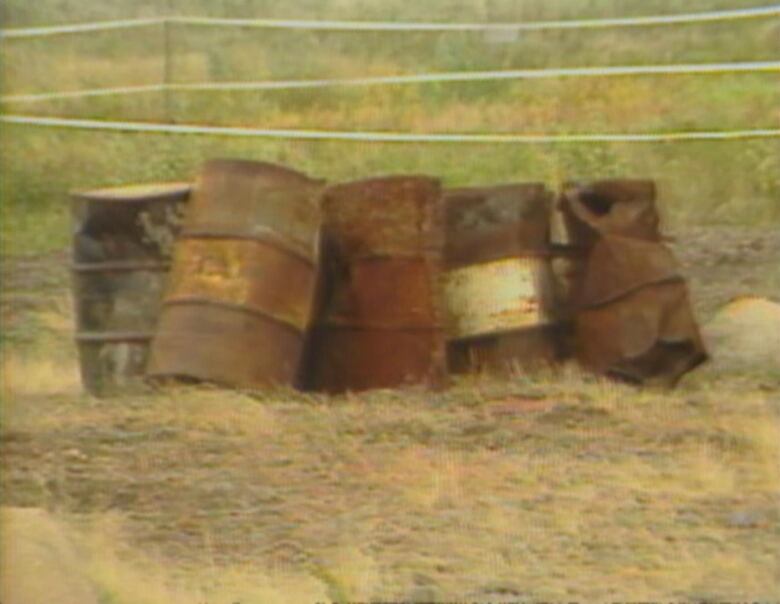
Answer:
[71, 182, 190, 396]
[307, 176, 447, 393]
[443, 183, 565, 374]
[558, 179, 660, 249]
[558, 180, 706, 385]
[573, 235, 707, 386]
[552, 179, 661, 330]
[147, 159, 323, 389]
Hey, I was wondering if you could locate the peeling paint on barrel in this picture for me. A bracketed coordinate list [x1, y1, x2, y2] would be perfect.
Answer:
[443, 257, 544, 338]
[71, 182, 190, 396]
[147, 159, 324, 389]
[444, 184, 563, 374]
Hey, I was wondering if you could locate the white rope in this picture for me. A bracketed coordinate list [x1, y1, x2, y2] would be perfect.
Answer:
[3, 114, 778, 144]
[1, 84, 167, 104]
[3, 60, 778, 104]
[0, 17, 166, 39]
[170, 5, 780, 31]
[2, 4, 779, 38]
[169, 60, 780, 90]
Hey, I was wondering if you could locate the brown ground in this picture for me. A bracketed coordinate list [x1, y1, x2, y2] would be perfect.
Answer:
[1, 226, 779, 602]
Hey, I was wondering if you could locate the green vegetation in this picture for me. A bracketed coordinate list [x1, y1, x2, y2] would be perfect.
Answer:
[1, 0, 779, 255]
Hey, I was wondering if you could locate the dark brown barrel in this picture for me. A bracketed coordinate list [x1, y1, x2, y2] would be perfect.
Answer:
[552, 179, 661, 331]
[306, 175, 447, 393]
[573, 235, 707, 386]
[147, 159, 323, 390]
[558, 179, 660, 249]
[558, 180, 706, 386]
[71, 182, 191, 396]
[444, 183, 564, 374]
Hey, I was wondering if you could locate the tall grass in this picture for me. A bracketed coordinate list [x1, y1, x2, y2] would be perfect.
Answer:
[1, 0, 779, 255]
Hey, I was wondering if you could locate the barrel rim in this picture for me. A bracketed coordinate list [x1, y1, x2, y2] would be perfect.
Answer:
[198, 157, 325, 186]
[445, 320, 563, 344]
[322, 173, 442, 199]
[159, 298, 308, 334]
[70, 182, 191, 203]
[444, 182, 551, 198]
[75, 331, 154, 343]
[71, 260, 171, 273]
[177, 230, 319, 266]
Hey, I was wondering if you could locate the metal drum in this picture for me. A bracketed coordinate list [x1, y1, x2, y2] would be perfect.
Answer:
[559, 180, 706, 386]
[71, 182, 191, 396]
[444, 183, 564, 374]
[147, 159, 324, 389]
[307, 176, 447, 393]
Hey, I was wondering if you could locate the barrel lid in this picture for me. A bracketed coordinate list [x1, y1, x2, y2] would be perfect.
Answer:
[71, 182, 191, 202]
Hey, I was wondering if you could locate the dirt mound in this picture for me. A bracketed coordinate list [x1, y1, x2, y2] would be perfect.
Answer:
[702, 297, 780, 372]
[1, 507, 99, 604]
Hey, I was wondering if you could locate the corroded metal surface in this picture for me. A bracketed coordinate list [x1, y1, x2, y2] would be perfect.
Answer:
[574, 235, 708, 386]
[147, 159, 323, 389]
[443, 184, 563, 373]
[71, 182, 190, 396]
[557, 181, 707, 386]
[558, 179, 661, 248]
[444, 257, 546, 338]
[307, 176, 447, 393]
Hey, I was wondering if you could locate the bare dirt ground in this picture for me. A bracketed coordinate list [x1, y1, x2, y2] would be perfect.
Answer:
[1, 225, 779, 602]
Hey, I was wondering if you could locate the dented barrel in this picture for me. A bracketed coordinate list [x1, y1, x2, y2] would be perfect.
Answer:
[444, 183, 563, 374]
[147, 159, 324, 389]
[559, 180, 707, 386]
[71, 182, 190, 396]
[559, 179, 661, 248]
[307, 176, 447, 393]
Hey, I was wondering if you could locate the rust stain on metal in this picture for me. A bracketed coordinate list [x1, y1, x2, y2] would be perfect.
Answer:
[148, 159, 324, 390]
[444, 183, 565, 374]
[71, 182, 191, 396]
[557, 179, 707, 386]
[573, 234, 707, 386]
[306, 175, 447, 393]
[559, 179, 661, 248]
[164, 238, 315, 330]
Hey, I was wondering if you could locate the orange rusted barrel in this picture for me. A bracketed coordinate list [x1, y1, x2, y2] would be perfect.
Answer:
[306, 175, 447, 393]
[147, 159, 324, 389]
[443, 183, 565, 374]
[71, 183, 191, 396]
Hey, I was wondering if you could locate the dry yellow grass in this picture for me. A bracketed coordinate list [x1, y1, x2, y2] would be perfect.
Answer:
[2, 364, 778, 601]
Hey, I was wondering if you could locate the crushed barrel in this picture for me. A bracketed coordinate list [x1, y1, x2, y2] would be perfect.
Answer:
[443, 183, 565, 374]
[559, 180, 707, 386]
[306, 176, 447, 393]
[559, 179, 661, 247]
[147, 159, 324, 389]
[71, 182, 190, 396]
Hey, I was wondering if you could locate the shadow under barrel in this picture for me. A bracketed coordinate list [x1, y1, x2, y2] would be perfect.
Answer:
[71, 183, 191, 396]
[147, 159, 324, 390]
[444, 183, 565, 374]
[306, 176, 447, 393]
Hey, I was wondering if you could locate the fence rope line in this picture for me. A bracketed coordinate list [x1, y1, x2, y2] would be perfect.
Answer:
[2, 4, 779, 38]
[2, 84, 167, 104]
[170, 5, 780, 32]
[3, 114, 779, 144]
[0, 17, 166, 39]
[3, 60, 779, 104]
